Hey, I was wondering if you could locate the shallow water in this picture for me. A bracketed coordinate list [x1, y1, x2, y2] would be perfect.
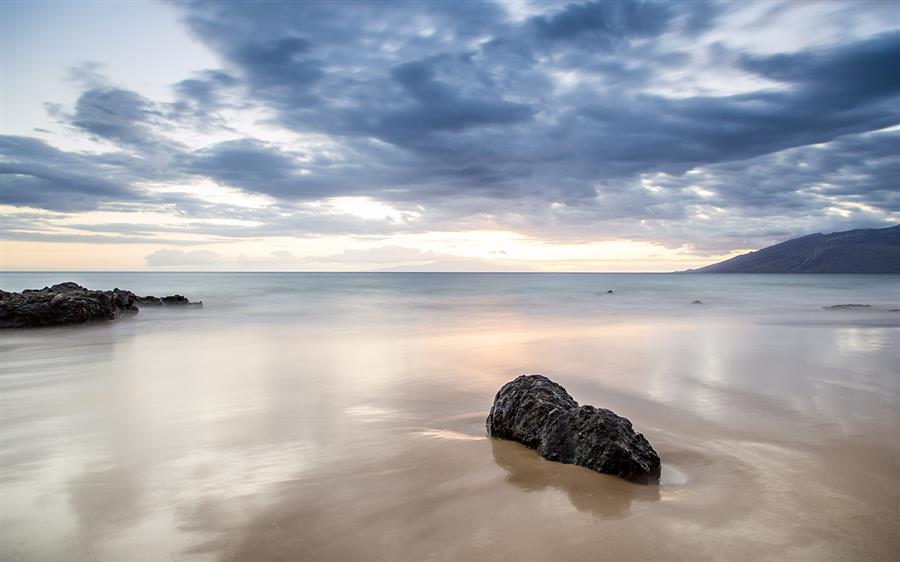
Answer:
[2, 273, 899, 561]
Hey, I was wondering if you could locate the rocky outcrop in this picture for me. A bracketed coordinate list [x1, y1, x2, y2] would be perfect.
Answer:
[0, 282, 201, 328]
[486, 375, 661, 484]
[135, 294, 193, 306]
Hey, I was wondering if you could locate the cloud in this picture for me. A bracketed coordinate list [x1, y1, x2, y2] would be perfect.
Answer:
[3, 0, 900, 260]
[302, 245, 525, 271]
[144, 249, 223, 266]
[169, 0, 900, 207]
[531, 0, 675, 43]
[70, 87, 162, 147]
[174, 70, 238, 111]
[739, 30, 900, 105]
[0, 136, 145, 211]
[378, 56, 535, 141]
[179, 139, 318, 198]
[315, 245, 440, 265]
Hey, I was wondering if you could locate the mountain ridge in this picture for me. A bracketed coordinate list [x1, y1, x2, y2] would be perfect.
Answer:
[687, 224, 900, 273]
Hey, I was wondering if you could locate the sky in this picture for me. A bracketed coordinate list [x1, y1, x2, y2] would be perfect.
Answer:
[1, 0, 899, 272]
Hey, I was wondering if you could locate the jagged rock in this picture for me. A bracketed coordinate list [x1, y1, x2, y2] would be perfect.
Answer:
[486, 375, 661, 484]
[0, 283, 201, 328]
[823, 304, 871, 310]
[136, 294, 198, 307]
[136, 295, 162, 306]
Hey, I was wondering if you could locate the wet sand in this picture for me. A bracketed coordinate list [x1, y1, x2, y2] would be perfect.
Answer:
[1, 274, 899, 561]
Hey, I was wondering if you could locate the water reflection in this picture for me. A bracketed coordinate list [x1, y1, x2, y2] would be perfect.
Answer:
[491, 438, 660, 519]
[833, 326, 888, 354]
[2, 273, 899, 561]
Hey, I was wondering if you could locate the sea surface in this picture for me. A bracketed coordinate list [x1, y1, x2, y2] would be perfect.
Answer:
[2, 272, 899, 561]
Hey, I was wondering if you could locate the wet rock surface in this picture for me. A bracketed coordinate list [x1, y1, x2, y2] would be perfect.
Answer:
[136, 294, 193, 307]
[486, 375, 661, 484]
[0, 282, 201, 328]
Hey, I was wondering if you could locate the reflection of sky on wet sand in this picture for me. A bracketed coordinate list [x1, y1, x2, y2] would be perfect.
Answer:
[490, 438, 661, 519]
[1, 274, 899, 561]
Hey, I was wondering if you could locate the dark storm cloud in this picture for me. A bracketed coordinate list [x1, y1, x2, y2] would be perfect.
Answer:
[379, 57, 534, 140]
[175, 70, 237, 110]
[739, 30, 900, 106]
[4, 0, 899, 251]
[231, 37, 323, 102]
[179, 139, 311, 196]
[176, 138, 396, 201]
[699, 130, 900, 212]
[532, 0, 674, 42]
[0, 136, 144, 211]
[70, 87, 161, 146]
[169, 0, 900, 205]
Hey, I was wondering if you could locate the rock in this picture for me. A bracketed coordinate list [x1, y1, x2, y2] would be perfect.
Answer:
[50, 282, 83, 292]
[823, 304, 871, 310]
[136, 294, 202, 307]
[486, 375, 661, 484]
[891, 309, 900, 313]
[0, 283, 201, 329]
[136, 295, 162, 306]
[606, 290, 614, 294]
[692, 300, 703, 305]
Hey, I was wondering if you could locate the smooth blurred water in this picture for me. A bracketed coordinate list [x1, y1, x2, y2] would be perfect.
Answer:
[1, 273, 899, 561]
[2, 271, 899, 323]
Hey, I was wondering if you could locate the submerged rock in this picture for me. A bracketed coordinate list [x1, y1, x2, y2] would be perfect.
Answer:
[823, 304, 871, 310]
[692, 300, 704, 305]
[486, 375, 661, 484]
[0, 283, 201, 328]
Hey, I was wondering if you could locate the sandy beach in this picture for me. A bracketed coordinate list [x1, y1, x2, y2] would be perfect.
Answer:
[2, 273, 898, 561]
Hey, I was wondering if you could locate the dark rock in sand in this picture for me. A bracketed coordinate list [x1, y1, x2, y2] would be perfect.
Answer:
[486, 375, 661, 484]
[823, 304, 872, 310]
[692, 300, 703, 305]
[0, 282, 201, 328]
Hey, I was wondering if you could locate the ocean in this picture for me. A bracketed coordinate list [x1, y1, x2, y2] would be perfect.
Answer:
[2, 272, 899, 560]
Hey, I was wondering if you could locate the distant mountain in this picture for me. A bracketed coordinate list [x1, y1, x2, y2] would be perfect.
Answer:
[688, 225, 900, 273]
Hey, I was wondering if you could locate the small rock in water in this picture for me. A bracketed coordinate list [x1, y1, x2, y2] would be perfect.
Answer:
[486, 375, 661, 484]
[692, 299, 703, 305]
[607, 290, 614, 294]
[823, 304, 871, 310]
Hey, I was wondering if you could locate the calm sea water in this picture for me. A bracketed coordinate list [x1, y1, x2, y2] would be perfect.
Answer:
[2, 273, 899, 561]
